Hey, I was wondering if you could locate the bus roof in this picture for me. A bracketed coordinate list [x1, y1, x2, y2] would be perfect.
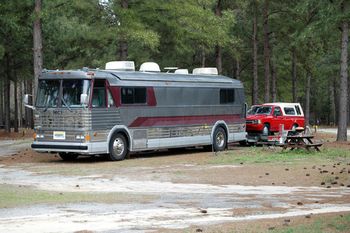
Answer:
[40, 69, 243, 88]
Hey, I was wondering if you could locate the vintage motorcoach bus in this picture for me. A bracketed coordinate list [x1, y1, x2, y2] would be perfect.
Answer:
[25, 62, 246, 161]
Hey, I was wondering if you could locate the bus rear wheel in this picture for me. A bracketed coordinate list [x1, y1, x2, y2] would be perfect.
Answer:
[107, 133, 128, 161]
[58, 152, 78, 161]
[213, 127, 227, 152]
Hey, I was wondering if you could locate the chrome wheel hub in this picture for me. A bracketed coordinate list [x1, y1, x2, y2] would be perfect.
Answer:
[216, 132, 225, 148]
[113, 138, 125, 156]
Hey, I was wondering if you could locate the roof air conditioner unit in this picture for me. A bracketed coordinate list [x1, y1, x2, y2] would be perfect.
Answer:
[175, 69, 189, 74]
[192, 67, 218, 75]
[139, 62, 161, 72]
[105, 61, 135, 71]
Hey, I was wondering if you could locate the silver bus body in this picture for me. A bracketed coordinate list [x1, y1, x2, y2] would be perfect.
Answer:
[31, 68, 246, 160]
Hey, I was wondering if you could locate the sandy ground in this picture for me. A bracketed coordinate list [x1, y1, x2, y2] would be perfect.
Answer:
[0, 130, 349, 232]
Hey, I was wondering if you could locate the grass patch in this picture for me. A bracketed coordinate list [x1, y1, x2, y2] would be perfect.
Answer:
[0, 184, 156, 208]
[268, 214, 350, 233]
[209, 147, 350, 165]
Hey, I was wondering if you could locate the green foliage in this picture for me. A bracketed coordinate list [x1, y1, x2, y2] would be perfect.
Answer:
[0, 0, 348, 125]
[0, 184, 155, 208]
[209, 147, 350, 165]
[268, 213, 350, 233]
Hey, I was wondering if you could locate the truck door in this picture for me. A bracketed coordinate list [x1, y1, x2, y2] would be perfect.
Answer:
[283, 107, 296, 130]
[270, 106, 283, 131]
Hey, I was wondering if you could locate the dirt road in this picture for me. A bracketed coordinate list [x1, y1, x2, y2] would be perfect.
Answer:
[0, 138, 349, 232]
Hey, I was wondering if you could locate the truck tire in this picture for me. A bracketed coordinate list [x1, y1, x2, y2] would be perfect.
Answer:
[58, 152, 78, 161]
[262, 124, 270, 136]
[107, 133, 128, 161]
[213, 127, 227, 152]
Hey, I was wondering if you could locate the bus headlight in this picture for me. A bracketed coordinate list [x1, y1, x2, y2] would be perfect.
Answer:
[76, 135, 85, 140]
[35, 133, 45, 139]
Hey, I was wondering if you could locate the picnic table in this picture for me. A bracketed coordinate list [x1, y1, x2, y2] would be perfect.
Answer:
[282, 135, 322, 151]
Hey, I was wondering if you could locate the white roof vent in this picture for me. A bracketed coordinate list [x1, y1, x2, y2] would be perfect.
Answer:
[192, 67, 218, 75]
[175, 69, 189, 74]
[139, 62, 160, 72]
[105, 61, 135, 71]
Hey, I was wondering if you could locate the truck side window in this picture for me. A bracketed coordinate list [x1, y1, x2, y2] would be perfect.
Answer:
[284, 107, 296, 115]
[295, 105, 301, 115]
[274, 107, 282, 116]
[92, 80, 106, 108]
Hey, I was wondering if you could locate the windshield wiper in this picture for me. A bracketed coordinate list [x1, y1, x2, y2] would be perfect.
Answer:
[43, 103, 50, 112]
[61, 96, 72, 112]
[43, 96, 58, 112]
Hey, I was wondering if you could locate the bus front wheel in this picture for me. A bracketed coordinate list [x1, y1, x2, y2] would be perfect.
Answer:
[108, 133, 128, 161]
[213, 127, 227, 152]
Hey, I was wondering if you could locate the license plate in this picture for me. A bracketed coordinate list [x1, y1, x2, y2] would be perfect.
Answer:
[53, 131, 66, 140]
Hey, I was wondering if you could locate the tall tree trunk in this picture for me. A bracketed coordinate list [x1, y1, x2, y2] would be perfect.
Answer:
[337, 1, 348, 141]
[215, 46, 222, 74]
[215, 0, 222, 74]
[0, 78, 3, 127]
[263, 0, 270, 103]
[14, 77, 18, 132]
[201, 48, 206, 67]
[25, 80, 33, 128]
[33, 0, 43, 129]
[329, 76, 336, 125]
[305, 73, 311, 126]
[235, 58, 240, 80]
[5, 53, 11, 133]
[271, 50, 277, 102]
[19, 81, 24, 128]
[291, 48, 297, 102]
[252, 1, 259, 104]
[118, 0, 129, 60]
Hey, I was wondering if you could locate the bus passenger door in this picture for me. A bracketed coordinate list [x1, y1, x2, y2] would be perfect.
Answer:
[91, 79, 121, 153]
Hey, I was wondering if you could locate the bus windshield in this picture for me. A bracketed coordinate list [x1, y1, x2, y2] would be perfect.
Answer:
[36, 79, 91, 108]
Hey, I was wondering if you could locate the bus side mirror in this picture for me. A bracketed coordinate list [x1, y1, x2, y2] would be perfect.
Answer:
[23, 94, 35, 110]
[80, 94, 88, 106]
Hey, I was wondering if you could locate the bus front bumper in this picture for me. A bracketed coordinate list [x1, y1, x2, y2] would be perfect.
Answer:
[31, 141, 92, 154]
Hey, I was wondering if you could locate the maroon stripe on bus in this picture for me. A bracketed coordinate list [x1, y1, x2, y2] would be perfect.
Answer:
[129, 114, 242, 127]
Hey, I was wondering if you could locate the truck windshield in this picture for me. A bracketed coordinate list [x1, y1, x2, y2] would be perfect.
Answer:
[255, 106, 272, 115]
[247, 106, 261, 115]
[36, 79, 91, 108]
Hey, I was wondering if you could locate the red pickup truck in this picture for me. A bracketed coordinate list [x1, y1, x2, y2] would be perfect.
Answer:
[246, 103, 305, 136]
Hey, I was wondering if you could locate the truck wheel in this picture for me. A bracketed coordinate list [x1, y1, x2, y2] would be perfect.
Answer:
[58, 152, 78, 161]
[213, 127, 227, 152]
[262, 124, 270, 136]
[107, 133, 128, 161]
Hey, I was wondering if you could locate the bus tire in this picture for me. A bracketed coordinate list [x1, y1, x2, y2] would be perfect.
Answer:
[58, 152, 78, 161]
[213, 127, 227, 152]
[108, 133, 128, 161]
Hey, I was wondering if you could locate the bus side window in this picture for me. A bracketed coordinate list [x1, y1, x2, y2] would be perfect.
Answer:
[107, 89, 115, 108]
[92, 80, 106, 108]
